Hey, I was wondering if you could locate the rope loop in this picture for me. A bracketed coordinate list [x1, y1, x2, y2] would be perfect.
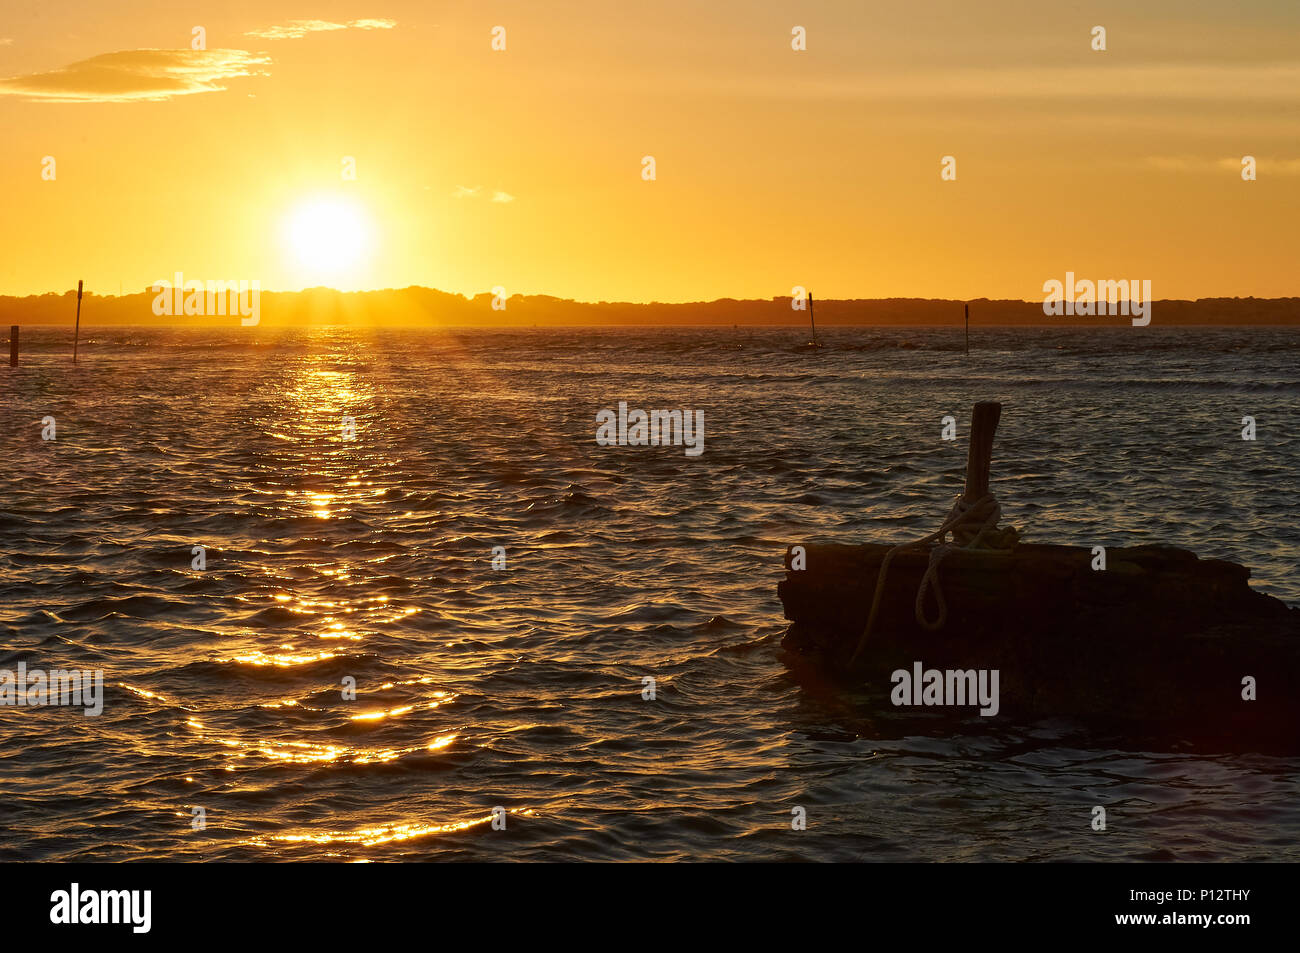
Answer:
[849, 491, 1019, 665]
[915, 542, 953, 631]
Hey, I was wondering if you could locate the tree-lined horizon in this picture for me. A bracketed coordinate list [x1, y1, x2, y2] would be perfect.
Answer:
[5, 285, 1299, 328]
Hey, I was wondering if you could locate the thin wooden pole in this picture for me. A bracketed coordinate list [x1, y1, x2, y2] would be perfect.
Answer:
[73, 280, 83, 364]
[963, 401, 1001, 503]
[809, 292, 817, 345]
[8, 326, 17, 367]
[964, 302, 969, 355]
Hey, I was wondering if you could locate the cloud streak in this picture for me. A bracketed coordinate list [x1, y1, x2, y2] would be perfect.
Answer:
[247, 19, 397, 41]
[454, 186, 517, 204]
[1145, 156, 1300, 175]
[629, 62, 1300, 107]
[0, 49, 270, 103]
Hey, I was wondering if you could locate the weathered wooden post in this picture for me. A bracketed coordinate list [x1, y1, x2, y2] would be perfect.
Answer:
[964, 302, 969, 355]
[8, 326, 16, 367]
[963, 401, 1001, 503]
[73, 280, 83, 364]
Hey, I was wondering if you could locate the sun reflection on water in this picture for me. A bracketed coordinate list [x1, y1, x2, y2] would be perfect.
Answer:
[228, 649, 339, 667]
[247, 806, 534, 849]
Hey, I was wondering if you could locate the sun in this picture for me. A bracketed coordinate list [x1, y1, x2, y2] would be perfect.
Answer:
[281, 195, 373, 288]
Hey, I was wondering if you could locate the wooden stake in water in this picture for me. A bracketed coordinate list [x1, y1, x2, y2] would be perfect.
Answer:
[73, 280, 83, 364]
[964, 302, 970, 355]
[8, 326, 17, 367]
[809, 292, 818, 346]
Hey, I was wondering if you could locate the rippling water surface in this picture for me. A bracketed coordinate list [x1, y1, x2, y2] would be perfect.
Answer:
[2, 325, 1298, 861]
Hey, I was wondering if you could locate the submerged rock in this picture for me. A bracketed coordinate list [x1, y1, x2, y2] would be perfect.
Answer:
[779, 541, 1300, 751]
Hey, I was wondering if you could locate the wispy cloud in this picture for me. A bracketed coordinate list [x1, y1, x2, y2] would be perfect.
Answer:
[1144, 156, 1300, 175]
[247, 18, 397, 41]
[454, 186, 517, 203]
[647, 62, 1300, 107]
[0, 38, 14, 47]
[0, 49, 270, 103]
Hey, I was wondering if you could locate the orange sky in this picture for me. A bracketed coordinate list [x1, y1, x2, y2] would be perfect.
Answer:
[2, 1, 1298, 301]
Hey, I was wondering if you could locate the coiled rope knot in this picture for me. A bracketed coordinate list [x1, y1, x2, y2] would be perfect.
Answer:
[850, 491, 1019, 665]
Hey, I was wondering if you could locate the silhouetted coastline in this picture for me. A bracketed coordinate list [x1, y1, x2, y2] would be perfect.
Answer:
[4, 287, 1300, 327]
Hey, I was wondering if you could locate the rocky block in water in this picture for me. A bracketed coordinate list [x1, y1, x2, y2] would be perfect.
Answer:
[779, 541, 1300, 749]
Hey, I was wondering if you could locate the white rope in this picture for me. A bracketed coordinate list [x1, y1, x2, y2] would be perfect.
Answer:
[849, 492, 1018, 665]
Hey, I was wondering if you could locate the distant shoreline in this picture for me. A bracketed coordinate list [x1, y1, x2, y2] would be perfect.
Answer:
[3, 288, 1299, 327]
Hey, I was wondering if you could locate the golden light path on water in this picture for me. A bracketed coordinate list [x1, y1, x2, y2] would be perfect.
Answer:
[199, 350, 505, 850]
[246, 808, 539, 851]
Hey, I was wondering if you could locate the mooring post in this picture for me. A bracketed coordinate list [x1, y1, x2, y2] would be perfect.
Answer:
[962, 401, 1001, 502]
[964, 302, 969, 355]
[8, 326, 16, 367]
[73, 280, 83, 364]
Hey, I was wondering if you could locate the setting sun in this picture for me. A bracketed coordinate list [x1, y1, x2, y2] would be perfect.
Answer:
[282, 195, 374, 289]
